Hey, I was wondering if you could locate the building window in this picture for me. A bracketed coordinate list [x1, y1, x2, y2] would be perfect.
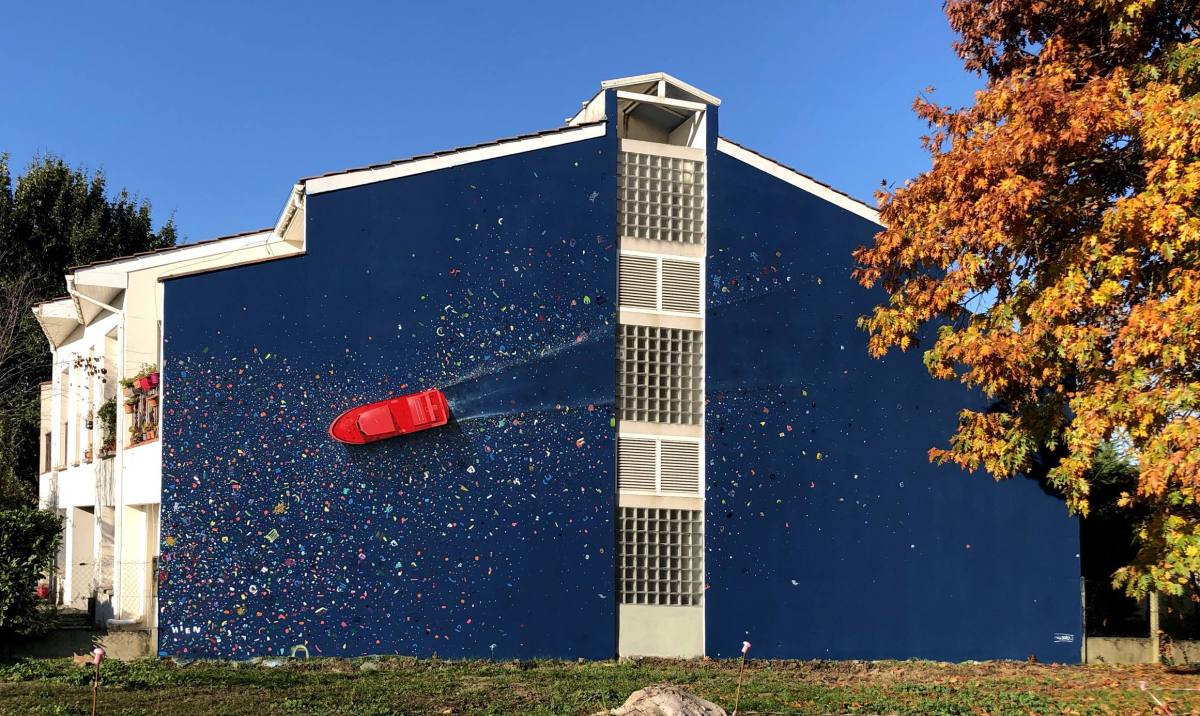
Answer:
[618, 324, 703, 425]
[618, 507, 703, 606]
[618, 151, 704, 244]
[43, 432, 51, 474]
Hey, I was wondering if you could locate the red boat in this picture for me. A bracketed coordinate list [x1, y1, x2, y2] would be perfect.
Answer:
[328, 388, 451, 444]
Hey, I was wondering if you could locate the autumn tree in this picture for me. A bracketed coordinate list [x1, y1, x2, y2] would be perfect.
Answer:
[854, 1, 1200, 597]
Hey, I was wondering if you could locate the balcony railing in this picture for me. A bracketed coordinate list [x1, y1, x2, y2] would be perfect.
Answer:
[123, 367, 160, 447]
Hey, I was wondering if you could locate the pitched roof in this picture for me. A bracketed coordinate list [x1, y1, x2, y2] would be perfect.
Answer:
[64, 118, 876, 280]
[299, 121, 605, 184]
[716, 137, 880, 224]
[601, 72, 722, 106]
[68, 227, 275, 272]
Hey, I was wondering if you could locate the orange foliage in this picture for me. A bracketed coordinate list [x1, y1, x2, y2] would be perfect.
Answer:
[855, 0, 1200, 596]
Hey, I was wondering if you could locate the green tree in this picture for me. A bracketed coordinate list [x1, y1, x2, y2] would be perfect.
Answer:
[0, 508, 62, 637]
[0, 153, 176, 506]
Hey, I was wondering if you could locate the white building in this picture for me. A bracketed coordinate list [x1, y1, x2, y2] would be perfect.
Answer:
[34, 223, 304, 634]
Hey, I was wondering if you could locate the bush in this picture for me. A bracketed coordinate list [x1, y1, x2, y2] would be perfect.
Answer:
[0, 508, 63, 637]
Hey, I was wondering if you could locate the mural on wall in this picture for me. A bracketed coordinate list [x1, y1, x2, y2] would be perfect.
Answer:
[159, 137, 618, 659]
[704, 153, 1082, 662]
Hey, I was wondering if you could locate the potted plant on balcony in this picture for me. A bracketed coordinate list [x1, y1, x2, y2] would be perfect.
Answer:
[97, 399, 117, 457]
[124, 396, 137, 414]
[120, 378, 134, 398]
[146, 393, 159, 411]
[133, 363, 157, 393]
[83, 447, 93, 462]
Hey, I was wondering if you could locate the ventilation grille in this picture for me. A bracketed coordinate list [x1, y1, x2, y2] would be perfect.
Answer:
[618, 255, 658, 310]
[618, 325, 704, 425]
[619, 507, 704, 606]
[659, 440, 701, 494]
[617, 437, 658, 491]
[618, 152, 705, 245]
[661, 259, 702, 313]
[619, 254, 702, 315]
[617, 436, 701, 496]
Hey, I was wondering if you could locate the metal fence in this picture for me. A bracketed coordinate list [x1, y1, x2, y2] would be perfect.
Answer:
[47, 559, 156, 626]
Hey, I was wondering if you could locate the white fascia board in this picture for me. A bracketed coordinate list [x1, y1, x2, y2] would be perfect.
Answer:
[568, 91, 606, 126]
[615, 90, 707, 113]
[71, 231, 276, 288]
[716, 138, 882, 226]
[272, 184, 304, 240]
[35, 297, 80, 322]
[68, 268, 126, 290]
[601, 72, 722, 106]
[305, 123, 608, 195]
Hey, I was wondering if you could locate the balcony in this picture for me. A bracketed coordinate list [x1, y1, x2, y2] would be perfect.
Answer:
[122, 365, 160, 448]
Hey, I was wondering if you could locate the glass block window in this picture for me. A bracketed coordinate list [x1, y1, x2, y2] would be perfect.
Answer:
[619, 507, 704, 606]
[618, 325, 703, 425]
[618, 151, 705, 244]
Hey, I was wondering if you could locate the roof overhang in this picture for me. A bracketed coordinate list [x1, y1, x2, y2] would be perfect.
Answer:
[273, 184, 305, 248]
[31, 297, 81, 349]
[66, 278, 123, 325]
[71, 229, 278, 291]
[716, 138, 882, 225]
[303, 121, 607, 195]
[600, 72, 722, 106]
[590, 73, 717, 149]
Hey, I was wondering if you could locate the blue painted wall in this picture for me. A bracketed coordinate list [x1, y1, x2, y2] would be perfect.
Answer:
[159, 136, 618, 659]
[704, 152, 1081, 662]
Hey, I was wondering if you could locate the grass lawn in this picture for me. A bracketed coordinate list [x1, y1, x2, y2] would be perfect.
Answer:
[1, 657, 1198, 715]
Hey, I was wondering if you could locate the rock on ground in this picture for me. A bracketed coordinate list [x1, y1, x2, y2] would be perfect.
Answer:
[595, 685, 727, 716]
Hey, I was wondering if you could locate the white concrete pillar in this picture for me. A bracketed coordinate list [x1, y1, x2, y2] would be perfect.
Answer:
[118, 504, 150, 620]
[62, 508, 74, 608]
[1150, 591, 1162, 664]
[69, 506, 96, 609]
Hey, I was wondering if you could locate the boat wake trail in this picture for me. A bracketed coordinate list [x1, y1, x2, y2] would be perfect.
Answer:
[443, 332, 613, 422]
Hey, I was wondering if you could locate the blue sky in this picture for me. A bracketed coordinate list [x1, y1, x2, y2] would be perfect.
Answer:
[0, 2, 979, 242]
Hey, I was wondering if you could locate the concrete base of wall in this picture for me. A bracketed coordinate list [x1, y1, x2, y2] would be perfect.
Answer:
[1086, 637, 1200, 664]
[1085, 637, 1154, 664]
[2, 627, 153, 660]
[619, 604, 703, 658]
[1168, 640, 1200, 663]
